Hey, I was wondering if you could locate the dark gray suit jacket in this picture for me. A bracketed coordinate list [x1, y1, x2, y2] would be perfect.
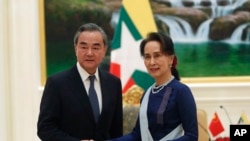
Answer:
[37, 65, 123, 141]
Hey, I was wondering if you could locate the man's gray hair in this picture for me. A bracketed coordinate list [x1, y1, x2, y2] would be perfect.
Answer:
[73, 23, 108, 46]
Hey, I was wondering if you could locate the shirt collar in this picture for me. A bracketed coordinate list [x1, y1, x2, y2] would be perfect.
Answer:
[76, 62, 100, 82]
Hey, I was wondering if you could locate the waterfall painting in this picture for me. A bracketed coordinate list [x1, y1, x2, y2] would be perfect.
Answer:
[147, 0, 250, 80]
[44, 0, 250, 82]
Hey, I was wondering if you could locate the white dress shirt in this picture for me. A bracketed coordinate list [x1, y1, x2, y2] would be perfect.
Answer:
[76, 62, 102, 113]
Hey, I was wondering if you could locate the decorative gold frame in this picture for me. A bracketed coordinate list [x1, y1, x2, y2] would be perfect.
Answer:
[182, 76, 250, 84]
[39, 0, 46, 86]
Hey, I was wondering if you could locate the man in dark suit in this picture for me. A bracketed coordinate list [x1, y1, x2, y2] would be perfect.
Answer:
[37, 23, 123, 141]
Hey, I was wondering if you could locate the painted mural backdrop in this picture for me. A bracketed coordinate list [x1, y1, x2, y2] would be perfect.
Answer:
[45, 0, 250, 81]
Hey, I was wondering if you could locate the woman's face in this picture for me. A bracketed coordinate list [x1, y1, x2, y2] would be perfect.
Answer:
[143, 41, 173, 81]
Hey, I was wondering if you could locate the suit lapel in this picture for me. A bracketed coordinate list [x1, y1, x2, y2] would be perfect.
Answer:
[98, 70, 110, 121]
[68, 66, 95, 122]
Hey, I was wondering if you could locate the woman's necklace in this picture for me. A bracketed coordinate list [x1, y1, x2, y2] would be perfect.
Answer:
[151, 75, 174, 94]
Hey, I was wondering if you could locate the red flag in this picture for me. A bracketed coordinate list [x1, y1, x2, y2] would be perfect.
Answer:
[209, 112, 225, 137]
[215, 137, 230, 141]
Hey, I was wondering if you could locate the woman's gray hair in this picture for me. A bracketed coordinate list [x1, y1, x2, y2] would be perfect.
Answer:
[73, 23, 108, 46]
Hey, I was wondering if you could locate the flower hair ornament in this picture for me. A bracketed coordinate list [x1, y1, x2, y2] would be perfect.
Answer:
[172, 56, 177, 69]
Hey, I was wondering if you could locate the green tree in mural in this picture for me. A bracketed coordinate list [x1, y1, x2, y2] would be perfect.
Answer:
[45, 0, 113, 76]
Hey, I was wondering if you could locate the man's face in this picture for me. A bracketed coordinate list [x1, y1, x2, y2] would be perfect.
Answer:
[74, 31, 107, 74]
